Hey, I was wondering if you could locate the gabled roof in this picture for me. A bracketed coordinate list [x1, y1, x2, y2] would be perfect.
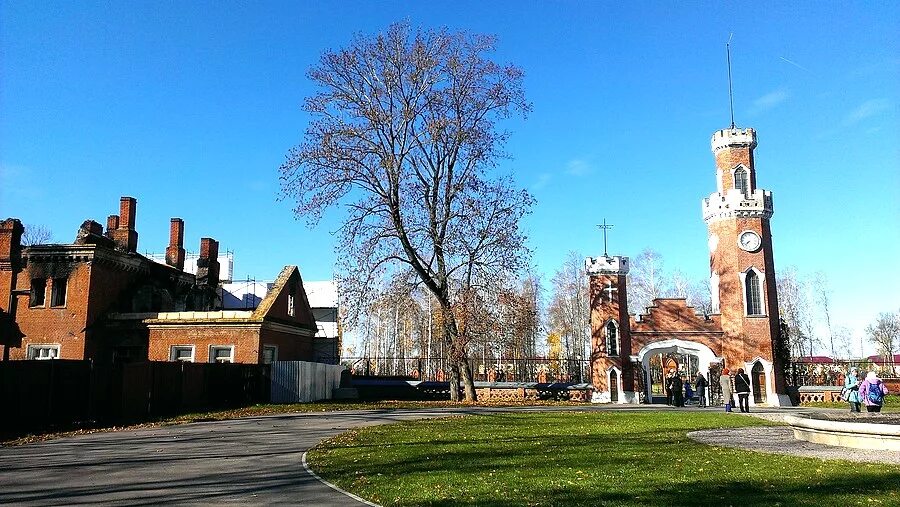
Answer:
[251, 265, 317, 332]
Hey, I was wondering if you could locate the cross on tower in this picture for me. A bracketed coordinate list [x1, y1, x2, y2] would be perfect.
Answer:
[604, 281, 618, 303]
[597, 219, 614, 257]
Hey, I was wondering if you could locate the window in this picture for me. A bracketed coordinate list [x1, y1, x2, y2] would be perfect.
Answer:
[606, 321, 619, 356]
[262, 345, 278, 364]
[287, 295, 295, 317]
[30, 279, 46, 307]
[209, 345, 234, 363]
[27, 344, 59, 360]
[734, 167, 749, 197]
[170, 346, 195, 362]
[50, 277, 67, 307]
[745, 270, 763, 315]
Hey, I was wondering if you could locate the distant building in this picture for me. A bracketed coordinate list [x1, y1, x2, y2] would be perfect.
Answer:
[147, 251, 234, 283]
[0, 196, 320, 364]
[220, 277, 340, 363]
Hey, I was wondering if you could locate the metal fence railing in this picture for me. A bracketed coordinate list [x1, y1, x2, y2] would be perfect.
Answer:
[343, 356, 592, 384]
[787, 359, 899, 387]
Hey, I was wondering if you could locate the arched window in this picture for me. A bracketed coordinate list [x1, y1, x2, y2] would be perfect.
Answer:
[606, 321, 619, 356]
[734, 167, 749, 197]
[745, 270, 763, 315]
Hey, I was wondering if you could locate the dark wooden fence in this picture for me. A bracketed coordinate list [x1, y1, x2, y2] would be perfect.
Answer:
[1, 360, 270, 432]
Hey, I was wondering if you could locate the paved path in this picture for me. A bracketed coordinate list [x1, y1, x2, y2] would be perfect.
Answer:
[0, 405, 661, 506]
[0, 405, 877, 506]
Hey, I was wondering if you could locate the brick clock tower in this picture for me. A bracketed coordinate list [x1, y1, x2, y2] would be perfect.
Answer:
[703, 127, 790, 405]
[586, 126, 791, 406]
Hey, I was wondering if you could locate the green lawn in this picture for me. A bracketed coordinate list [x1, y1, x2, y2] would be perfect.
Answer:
[307, 411, 900, 507]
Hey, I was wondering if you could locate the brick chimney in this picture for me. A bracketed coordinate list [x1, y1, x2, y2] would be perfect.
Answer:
[110, 197, 138, 252]
[105, 215, 119, 238]
[0, 219, 24, 273]
[196, 237, 220, 287]
[165, 218, 185, 271]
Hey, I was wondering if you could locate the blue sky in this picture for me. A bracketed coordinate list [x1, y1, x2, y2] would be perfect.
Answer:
[1, 2, 897, 353]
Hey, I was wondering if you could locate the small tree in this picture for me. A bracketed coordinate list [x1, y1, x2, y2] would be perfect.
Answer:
[280, 23, 532, 401]
[866, 310, 900, 358]
[21, 224, 52, 246]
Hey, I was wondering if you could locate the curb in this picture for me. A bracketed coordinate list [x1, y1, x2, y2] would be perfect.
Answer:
[301, 451, 382, 507]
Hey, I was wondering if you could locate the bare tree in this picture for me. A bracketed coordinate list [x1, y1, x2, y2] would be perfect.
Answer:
[21, 224, 53, 246]
[811, 272, 835, 357]
[776, 266, 817, 358]
[628, 248, 669, 315]
[866, 310, 899, 358]
[548, 252, 590, 372]
[280, 23, 532, 401]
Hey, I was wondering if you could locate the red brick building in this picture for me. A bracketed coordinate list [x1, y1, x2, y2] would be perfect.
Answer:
[589, 127, 791, 406]
[0, 197, 318, 364]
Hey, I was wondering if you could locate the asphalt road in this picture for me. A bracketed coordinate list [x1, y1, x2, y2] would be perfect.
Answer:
[0, 410, 440, 506]
[0, 404, 790, 506]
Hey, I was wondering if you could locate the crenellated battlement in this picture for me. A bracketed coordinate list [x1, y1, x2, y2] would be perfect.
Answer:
[711, 128, 757, 153]
[585, 255, 629, 275]
[702, 187, 773, 223]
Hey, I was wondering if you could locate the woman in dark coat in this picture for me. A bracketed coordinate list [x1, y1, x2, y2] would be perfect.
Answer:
[734, 368, 752, 413]
[695, 372, 708, 407]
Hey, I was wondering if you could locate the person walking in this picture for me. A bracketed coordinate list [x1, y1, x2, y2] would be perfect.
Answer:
[695, 372, 708, 407]
[683, 376, 694, 405]
[665, 369, 678, 406]
[719, 368, 734, 413]
[673, 373, 685, 407]
[860, 371, 889, 413]
[734, 368, 752, 413]
[844, 367, 862, 413]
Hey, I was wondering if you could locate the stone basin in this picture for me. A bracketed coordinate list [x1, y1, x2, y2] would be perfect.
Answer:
[785, 413, 900, 450]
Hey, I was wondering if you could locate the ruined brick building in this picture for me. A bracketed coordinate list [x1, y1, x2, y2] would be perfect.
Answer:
[0, 197, 319, 364]
[588, 127, 791, 406]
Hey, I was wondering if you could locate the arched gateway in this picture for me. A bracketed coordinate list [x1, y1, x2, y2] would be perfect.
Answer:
[587, 126, 791, 406]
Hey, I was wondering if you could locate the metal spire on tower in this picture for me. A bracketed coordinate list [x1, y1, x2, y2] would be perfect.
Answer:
[726, 34, 736, 129]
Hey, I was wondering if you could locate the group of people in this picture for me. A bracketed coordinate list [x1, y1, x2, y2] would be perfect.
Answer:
[666, 365, 890, 413]
[843, 367, 890, 413]
[664, 369, 714, 408]
[717, 368, 752, 413]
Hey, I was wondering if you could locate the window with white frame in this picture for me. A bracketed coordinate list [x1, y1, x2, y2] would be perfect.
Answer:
[606, 321, 619, 356]
[27, 344, 60, 360]
[745, 270, 763, 315]
[169, 345, 195, 362]
[287, 294, 295, 317]
[50, 277, 67, 307]
[30, 279, 47, 307]
[262, 345, 278, 364]
[209, 345, 234, 363]
[734, 167, 749, 197]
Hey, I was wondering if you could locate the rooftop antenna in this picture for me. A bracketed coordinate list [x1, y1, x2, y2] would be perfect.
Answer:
[726, 33, 736, 129]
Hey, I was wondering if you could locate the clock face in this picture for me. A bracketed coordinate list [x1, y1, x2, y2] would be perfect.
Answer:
[738, 231, 762, 252]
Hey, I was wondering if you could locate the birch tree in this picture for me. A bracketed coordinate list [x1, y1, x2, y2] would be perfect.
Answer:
[280, 23, 532, 401]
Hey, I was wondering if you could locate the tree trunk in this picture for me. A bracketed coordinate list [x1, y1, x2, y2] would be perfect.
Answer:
[448, 360, 461, 402]
[460, 354, 477, 401]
